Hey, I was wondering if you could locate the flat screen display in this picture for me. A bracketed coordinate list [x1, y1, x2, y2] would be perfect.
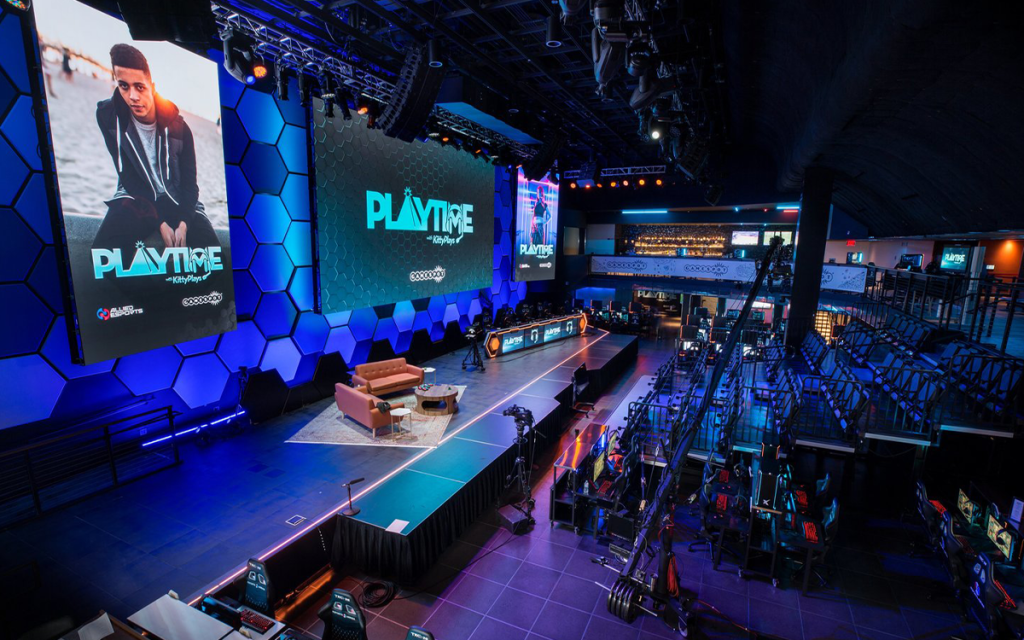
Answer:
[36, 0, 235, 364]
[762, 231, 793, 245]
[731, 230, 759, 246]
[312, 108, 495, 313]
[514, 169, 559, 281]
[940, 247, 970, 271]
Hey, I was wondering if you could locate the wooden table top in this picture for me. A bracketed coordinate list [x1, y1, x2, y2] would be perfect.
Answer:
[414, 384, 458, 399]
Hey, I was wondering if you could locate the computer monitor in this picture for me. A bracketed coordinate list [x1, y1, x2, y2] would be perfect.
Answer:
[607, 429, 619, 455]
[726, 309, 740, 319]
[988, 513, 1003, 546]
[592, 450, 607, 484]
[958, 488, 980, 526]
[751, 311, 765, 322]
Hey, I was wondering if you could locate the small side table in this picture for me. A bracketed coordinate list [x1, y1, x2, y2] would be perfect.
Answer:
[390, 407, 413, 436]
[422, 366, 437, 385]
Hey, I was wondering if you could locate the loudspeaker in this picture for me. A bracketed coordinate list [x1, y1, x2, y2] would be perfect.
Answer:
[497, 504, 532, 535]
[378, 45, 445, 142]
[117, 0, 218, 44]
[523, 131, 564, 181]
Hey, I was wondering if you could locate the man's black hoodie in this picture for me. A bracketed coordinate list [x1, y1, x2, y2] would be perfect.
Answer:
[96, 87, 203, 227]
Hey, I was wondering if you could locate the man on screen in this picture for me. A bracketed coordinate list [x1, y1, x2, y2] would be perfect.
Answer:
[93, 44, 219, 258]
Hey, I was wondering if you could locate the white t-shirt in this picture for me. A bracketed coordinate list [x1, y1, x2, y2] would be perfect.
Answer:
[133, 117, 167, 197]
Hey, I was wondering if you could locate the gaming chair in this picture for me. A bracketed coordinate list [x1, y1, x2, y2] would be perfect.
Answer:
[239, 558, 275, 615]
[319, 589, 368, 640]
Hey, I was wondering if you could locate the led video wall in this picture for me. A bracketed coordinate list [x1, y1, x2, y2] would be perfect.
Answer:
[312, 105, 495, 313]
[514, 169, 559, 281]
[36, 0, 235, 364]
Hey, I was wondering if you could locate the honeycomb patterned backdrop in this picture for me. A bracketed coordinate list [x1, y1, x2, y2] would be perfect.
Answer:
[313, 102, 495, 313]
[0, 7, 527, 432]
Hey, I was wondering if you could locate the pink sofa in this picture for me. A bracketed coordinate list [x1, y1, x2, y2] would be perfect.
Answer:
[334, 383, 405, 439]
[352, 358, 424, 395]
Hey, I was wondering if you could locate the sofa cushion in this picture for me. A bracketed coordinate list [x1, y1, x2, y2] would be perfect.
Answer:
[368, 373, 419, 391]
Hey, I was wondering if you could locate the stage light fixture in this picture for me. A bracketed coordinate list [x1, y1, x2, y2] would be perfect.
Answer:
[570, 182, 577, 189]
[252, 61, 268, 80]
[639, 178, 646, 186]
[622, 179, 629, 186]
[4, 0, 30, 11]
[427, 39, 444, 68]
[656, 178, 663, 186]
[223, 31, 257, 85]
[337, 88, 353, 121]
[298, 73, 312, 107]
[275, 64, 289, 101]
[610, 181, 617, 188]
[597, 182, 603, 188]
[584, 183, 592, 189]
[545, 14, 564, 48]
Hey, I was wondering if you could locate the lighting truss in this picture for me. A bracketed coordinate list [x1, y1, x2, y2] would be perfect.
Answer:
[562, 165, 666, 179]
[212, 3, 535, 160]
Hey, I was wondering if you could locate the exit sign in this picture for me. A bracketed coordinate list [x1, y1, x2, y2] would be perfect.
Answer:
[846, 239, 856, 246]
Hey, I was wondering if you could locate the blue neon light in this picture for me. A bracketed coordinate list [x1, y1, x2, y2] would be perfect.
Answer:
[141, 410, 247, 447]
[622, 209, 668, 214]
[776, 203, 801, 210]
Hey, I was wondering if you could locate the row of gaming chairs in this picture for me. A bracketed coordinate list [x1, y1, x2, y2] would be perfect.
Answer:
[913, 482, 1024, 639]
[762, 339, 789, 384]
[819, 360, 869, 441]
[234, 559, 435, 640]
[941, 341, 1024, 419]
[800, 331, 829, 374]
[879, 309, 934, 355]
[836, 318, 878, 366]
[770, 369, 803, 452]
[871, 350, 944, 434]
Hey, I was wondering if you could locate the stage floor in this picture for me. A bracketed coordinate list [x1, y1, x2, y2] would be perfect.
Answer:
[0, 330, 636, 632]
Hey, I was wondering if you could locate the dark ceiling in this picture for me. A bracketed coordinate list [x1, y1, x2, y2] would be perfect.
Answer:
[723, 0, 1024, 237]
[106, 0, 1023, 238]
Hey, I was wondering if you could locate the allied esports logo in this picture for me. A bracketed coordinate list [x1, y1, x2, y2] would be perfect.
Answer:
[409, 266, 447, 283]
[96, 305, 144, 321]
[367, 187, 475, 246]
[92, 242, 224, 285]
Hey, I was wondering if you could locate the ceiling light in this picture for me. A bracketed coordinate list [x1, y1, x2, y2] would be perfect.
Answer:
[655, 179, 663, 186]
[622, 179, 629, 186]
[638, 179, 645, 186]
[610, 181, 617, 188]
[427, 39, 444, 68]
[545, 14, 564, 48]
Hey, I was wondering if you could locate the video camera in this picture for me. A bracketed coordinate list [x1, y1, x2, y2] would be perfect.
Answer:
[502, 404, 535, 432]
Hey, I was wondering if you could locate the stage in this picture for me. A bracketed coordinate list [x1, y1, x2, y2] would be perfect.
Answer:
[200, 330, 638, 601]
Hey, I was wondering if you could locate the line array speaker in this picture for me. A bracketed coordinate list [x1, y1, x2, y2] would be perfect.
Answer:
[523, 131, 564, 181]
[377, 45, 445, 142]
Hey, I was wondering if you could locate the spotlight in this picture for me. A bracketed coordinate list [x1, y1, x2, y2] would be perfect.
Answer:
[545, 14, 564, 48]
[223, 31, 256, 85]
[337, 88, 353, 121]
[320, 74, 336, 118]
[570, 182, 577, 189]
[427, 39, 445, 68]
[298, 73, 312, 107]
[610, 181, 617, 188]
[622, 179, 629, 187]
[597, 183, 603, 188]
[656, 179, 663, 186]
[356, 95, 371, 115]
[638, 178, 646, 186]
[252, 61, 269, 81]
[275, 65, 289, 101]
[4, 0, 30, 11]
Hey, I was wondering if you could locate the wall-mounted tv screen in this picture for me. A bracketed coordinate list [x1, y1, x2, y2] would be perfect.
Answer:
[763, 231, 793, 245]
[514, 169, 559, 281]
[312, 109, 495, 313]
[731, 230, 759, 246]
[940, 246, 970, 271]
[36, 0, 235, 364]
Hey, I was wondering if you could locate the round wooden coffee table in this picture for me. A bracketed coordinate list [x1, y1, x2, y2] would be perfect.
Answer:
[415, 384, 459, 416]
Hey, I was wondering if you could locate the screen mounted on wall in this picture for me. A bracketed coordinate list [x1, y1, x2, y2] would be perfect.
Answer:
[731, 230, 759, 246]
[940, 246, 970, 271]
[312, 105, 495, 313]
[36, 0, 235, 364]
[514, 169, 559, 282]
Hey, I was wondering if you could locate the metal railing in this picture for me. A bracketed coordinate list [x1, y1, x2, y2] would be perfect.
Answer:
[0, 407, 180, 528]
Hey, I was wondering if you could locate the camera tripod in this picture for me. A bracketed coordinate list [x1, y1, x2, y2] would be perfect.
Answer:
[463, 329, 485, 371]
[503, 406, 538, 527]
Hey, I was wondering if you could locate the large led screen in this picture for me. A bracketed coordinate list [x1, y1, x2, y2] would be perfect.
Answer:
[36, 0, 234, 364]
[514, 169, 559, 281]
[313, 105, 495, 313]
[940, 246, 970, 271]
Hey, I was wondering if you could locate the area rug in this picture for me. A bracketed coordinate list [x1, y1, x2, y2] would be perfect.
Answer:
[285, 385, 467, 448]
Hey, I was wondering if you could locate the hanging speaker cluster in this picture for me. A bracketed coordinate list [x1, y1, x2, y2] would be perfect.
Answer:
[377, 45, 445, 143]
[522, 131, 564, 181]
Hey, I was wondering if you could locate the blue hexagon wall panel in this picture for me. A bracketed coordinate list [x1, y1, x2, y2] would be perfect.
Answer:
[0, 6, 526, 434]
